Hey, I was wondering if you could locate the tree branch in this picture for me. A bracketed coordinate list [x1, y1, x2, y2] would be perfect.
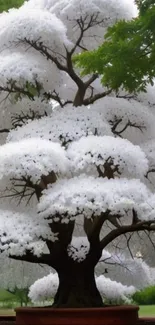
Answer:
[0, 84, 35, 100]
[23, 38, 68, 72]
[11, 110, 45, 128]
[85, 74, 98, 88]
[44, 90, 73, 107]
[10, 251, 51, 265]
[96, 157, 121, 179]
[110, 117, 146, 136]
[84, 212, 108, 244]
[83, 89, 112, 105]
[100, 221, 155, 249]
[66, 50, 85, 89]
[0, 128, 10, 133]
[69, 13, 106, 55]
[23, 38, 87, 102]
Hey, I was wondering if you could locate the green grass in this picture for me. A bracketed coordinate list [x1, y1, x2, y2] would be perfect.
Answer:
[1, 305, 153, 318]
[0, 309, 15, 316]
[0, 290, 15, 302]
[139, 305, 155, 317]
[0, 304, 154, 317]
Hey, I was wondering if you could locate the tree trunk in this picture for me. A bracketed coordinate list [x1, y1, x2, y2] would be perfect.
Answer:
[73, 87, 86, 107]
[53, 263, 103, 308]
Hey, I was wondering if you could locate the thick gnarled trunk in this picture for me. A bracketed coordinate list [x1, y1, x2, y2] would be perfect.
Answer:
[53, 263, 103, 308]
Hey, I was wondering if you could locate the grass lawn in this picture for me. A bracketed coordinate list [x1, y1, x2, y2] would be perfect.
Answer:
[1, 305, 153, 318]
[0, 309, 15, 316]
[139, 305, 155, 317]
[0, 302, 154, 317]
[0, 290, 15, 302]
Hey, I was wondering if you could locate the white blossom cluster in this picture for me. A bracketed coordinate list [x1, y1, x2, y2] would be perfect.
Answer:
[96, 276, 136, 304]
[67, 236, 90, 262]
[67, 135, 148, 178]
[0, 8, 71, 53]
[23, 0, 137, 50]
[38, 176, 155, 221]
[0, 52, 61, 93]
[7, 105, 112, 144]
[0, 209, 57, 256]
[95, 97, 155, 144]
[29, 272, 59, 302]
[0, 138, 68, 182]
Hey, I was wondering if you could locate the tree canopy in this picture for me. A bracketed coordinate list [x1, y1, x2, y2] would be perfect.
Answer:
[0, 0, 24, 12]
[74, 0, 155, 94]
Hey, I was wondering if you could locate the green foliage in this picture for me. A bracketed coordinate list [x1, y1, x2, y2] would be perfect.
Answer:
[135, 0, 155, 14]
[0, 0, 24, 12]
[7, 288, 30, 307]
[133, 286, 155, 305]
[0, 289, 15, 302]
[74, 1, 155, 94]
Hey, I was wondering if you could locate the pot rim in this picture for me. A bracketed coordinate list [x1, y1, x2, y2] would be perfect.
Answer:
[15, 305, 139, 313]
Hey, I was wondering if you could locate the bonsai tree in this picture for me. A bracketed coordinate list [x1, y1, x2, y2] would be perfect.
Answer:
[0, 0, 155, 308]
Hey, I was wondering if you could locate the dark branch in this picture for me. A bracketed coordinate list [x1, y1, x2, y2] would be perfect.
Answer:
[85, 74, 98, 88]
[11, 110, 45, 128]
[0, 172, 57, 204]
[96, 157, 121, 179]
[83, 89, 112, 105]
[66, 50, 85, 89]
[23, 38, 86, 98]
[100, 220, 155, 249]
[69, 13, 107, 55]
[44, 90, 73, 107]
[84, 212, 108, 244]
[23, 38, 68, 72]
[10, 251, 51, 265]
[0, 84, 34, 100]
[146, 167, 155, 178]
[110, 117, 146, 136]
[0, 128, 10, 133]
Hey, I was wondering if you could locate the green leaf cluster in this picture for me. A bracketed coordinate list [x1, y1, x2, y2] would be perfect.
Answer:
[74, 1, 155, 93]
[0, 0, 24, 12]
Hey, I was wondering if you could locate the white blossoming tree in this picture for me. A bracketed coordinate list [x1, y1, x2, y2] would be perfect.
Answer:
[0, 0, 155, 308]
[0, 256, 51, 306]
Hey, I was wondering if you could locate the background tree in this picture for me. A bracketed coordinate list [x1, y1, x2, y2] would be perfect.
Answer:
[0, 257, 51, 306]
[74, 0, 155, 94]
[0, 0, 155, 308]
[0, 0, 24, 12]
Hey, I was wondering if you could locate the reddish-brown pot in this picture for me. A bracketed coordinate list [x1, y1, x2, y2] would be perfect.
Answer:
[15, 305, 139, 325]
